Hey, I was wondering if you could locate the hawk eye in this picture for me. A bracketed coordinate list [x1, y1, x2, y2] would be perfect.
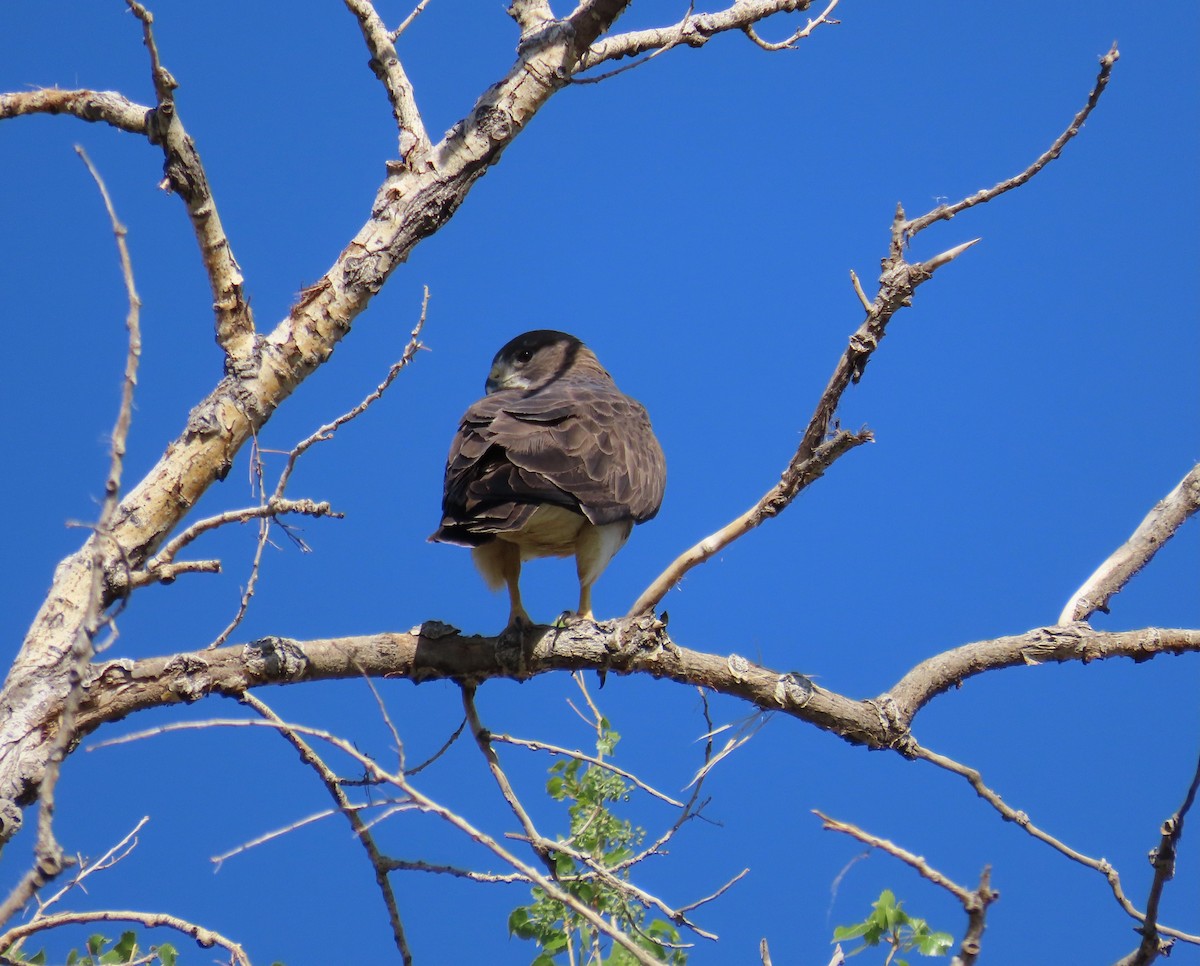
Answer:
[515, 349, 533, 364]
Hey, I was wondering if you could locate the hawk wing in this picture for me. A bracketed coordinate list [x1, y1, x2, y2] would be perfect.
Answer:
[432, 379, 665, 545]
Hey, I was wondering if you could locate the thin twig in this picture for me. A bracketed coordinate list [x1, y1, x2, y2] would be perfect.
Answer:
[381, 857, 529, 883]
[37, 817, 149, 916]
[909, 741, 1199, 946]
[577, 0, 836, 74]
[492, 733, 684, 808]
[239, 693, 413, 964]
[1059, 464, 1200, 624]
[391, 0, 433, 40]
[461, 685, 557, 873]
[898, 44, 1120, 249]
[814, 810, 998, 965]
[275, 290, 429, 498]
[742, 0, 840, 50]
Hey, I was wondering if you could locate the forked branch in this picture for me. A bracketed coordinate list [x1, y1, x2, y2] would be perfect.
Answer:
[630, 42, 1123, 618]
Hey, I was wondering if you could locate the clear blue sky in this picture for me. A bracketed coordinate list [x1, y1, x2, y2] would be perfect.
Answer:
[2, 2, 1197, 964]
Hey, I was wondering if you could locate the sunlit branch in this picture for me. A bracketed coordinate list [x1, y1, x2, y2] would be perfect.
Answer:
[1059, 463, 1200, 624]
[343, 0, 431, 160]
[577, 0, 838, 75]
[126, 1, 255, 358]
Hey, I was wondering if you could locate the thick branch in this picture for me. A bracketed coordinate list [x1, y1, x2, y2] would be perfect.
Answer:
[885, 625, 1198, 728]
[69, 620, 1200, 754]
[0, 89, 149, 132]
[0, 0, 635, 840]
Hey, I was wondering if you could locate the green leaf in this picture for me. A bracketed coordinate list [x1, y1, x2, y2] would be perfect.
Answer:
[832, 923, 871, 941]
[155, 944, 179, 966]
[508, 908, 537, 940]
[917, 931, 954, 956]
[87, 935, 110, 957]
[113, 932, 138, 961]
[531, 954, 557, 966]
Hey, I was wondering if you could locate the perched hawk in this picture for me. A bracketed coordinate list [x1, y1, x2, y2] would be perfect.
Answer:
[431, 330, 666, 628]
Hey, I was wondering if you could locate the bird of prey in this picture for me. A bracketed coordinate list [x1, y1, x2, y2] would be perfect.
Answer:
[431, 330, 666, 628]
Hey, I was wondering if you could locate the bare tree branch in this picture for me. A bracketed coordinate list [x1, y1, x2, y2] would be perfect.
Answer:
[92, 713, 665, 966]
[490, 732, 685, 808]
[71, 620, 1199, 764]
[343, 0, 431, 161]
[898, 43, 1120, 249]
[1113, 750, 1200, 966]
[461, 685, 557, 873]
[1060, 464, 1200, 624]
[0, 88, 149, 132]
[577, 0, 837, 75]
[240, 692, 413, 964]
[743, 0, 841, 50]
[631, 40, 1122, 618]
[814, 810, 998, 965]
[2, 0, 642, 833]
[0, 909, 249, 965]
[908, 741, 1200, 947]
[0, 148, 141, 928]
[126, 1, 255, 359]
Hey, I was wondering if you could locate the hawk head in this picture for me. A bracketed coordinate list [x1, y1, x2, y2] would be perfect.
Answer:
[485, 330, 604, 394]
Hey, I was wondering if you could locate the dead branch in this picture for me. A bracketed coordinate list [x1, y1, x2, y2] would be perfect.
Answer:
[72, 620, 1199, 765]
[274, 291, 429, 499]
[1059, 463, 1200, 624]
[490, 732, 685, 808]
[36, 816, 149, 916]
[392, 0, 433, 41]
[461, 685, 557, 873]
[885, 625, 1197, 728]
[631, 44, 1120, 617]
[0, 88, 149, 131]
[94, 713, 666, 966]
